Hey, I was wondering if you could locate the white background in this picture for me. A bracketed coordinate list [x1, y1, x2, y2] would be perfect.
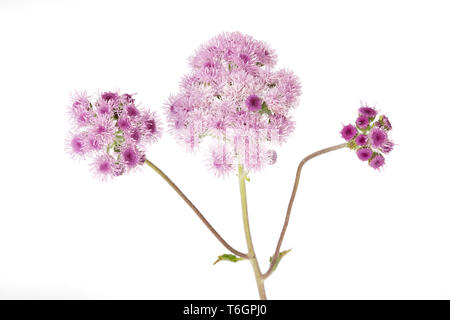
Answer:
[0, 0, 449, 299]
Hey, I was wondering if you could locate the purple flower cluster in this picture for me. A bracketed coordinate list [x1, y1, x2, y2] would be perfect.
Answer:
[66, 91, 161, 180]
[341, 104, 394, 169]
[166, 32, 302, 176]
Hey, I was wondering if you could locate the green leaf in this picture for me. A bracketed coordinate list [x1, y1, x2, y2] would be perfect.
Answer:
[269, 249, 292, 271]
[258, 101, 272, 116]
[213, 254, 244, 265]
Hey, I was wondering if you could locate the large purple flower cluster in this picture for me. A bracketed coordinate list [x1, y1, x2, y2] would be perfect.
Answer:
[166, 32, 302, 176]
[66, 91, 161, 180]
[341, 104, 394, 169]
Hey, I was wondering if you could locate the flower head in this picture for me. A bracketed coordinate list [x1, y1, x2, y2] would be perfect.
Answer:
[208, 145, 234, 177]
[380, 140, 394, 154]
[246, 95, 262, 111]
[369, 154, 385, 169]
[369, 127, 387, 148]
[91, 153, 118, 181]
[66, 90, 161, 180]
[166, 32, 301, 176]
[358, 105, 377, 118]
[377, 115, 392, 131]
[356, 116, 369, 129]
[66, 133, 86, 157]
[121, 144, 142, 168]
[101, 91, 119, 102]
[342, 104, 394, 169]
[355, 134, 368, 146]
[356, 148, 372, 161]
[341, 124, 357, 141]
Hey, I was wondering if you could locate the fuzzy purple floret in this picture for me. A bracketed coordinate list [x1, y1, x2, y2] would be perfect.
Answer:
[358, 106, 377, 118]
[356, 148, 372, 161]
[369, 154, 385, 169]
[246, 95, 262, 111]
[369, 127, 388, 148]
[380, 141, 394, 154]
[379, 115, 392, 130]
[356, 116, 369, 129]
[341, 124, 358, 141]
[355, 134, 368, 146]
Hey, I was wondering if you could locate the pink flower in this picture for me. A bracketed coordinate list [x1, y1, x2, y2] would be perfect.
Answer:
[342, 105, 394, 169]
[141, 111, 162, 143]
[377, 115, 392, 131]
[90, 114, 115, 144]
[66, 91, 161, 179]
[101, 91, 119, 102]
[166, 32, 301, 176]
[71, 91, 90, 112]
[369, 154, 385, 169]
[355, 134, 368, 146]
[126, 105, 140, 117]
[117, 117, 131, 131]
[121, 144, 141, 168]
[85, 133, 103, 152]
[358, 105, 377, 118]
[208, 145, 234, 177]
[380, 141, 394, 154]
[97, 99, 112, 116]
[356, 148, 372, 161]
[369, 127, 387, 148]
[356, 116, 369, 129]
[129, 128, 142, 143]
[66, 133, 86, 157]
[382, 115, 392, 130]
[341, 124, 357, 141]
[246, 95, 262, 111]
[91, 153, 117, 181]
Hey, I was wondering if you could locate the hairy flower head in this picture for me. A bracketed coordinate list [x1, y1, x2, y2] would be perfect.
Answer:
[342, 104, 394, 169]
[341, 124, 357, 141]
[66, 90, 161, 180]
[166, 32, 301, 176]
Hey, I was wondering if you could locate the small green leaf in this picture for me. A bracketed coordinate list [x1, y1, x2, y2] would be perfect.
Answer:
[213, 254, 244, 265]
[269, 249, 292, 271]
[258, 101, 272, 116]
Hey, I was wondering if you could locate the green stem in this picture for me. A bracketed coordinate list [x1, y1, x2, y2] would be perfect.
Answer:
[238, 165, 267, 300]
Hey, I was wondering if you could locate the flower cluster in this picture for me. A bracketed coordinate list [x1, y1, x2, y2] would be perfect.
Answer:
[166, 32, 302, 176]
[66, 91, 161, 180]
[341, 104, 394, 169]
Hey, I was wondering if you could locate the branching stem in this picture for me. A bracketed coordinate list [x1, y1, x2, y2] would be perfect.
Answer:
[262, 143, 347, 279]
[145, 159, 248, 259]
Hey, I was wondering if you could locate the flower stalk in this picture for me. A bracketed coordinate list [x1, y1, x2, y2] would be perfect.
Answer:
[238, 165, 267, 300]
[263, 143, 347, 279]
[145, 159, 248, 259]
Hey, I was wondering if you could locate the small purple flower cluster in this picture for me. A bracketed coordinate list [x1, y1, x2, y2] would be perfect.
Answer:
[166, 32, 302, 176]
[341, 104, 394, 169]
[66, 91, 161, 180]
